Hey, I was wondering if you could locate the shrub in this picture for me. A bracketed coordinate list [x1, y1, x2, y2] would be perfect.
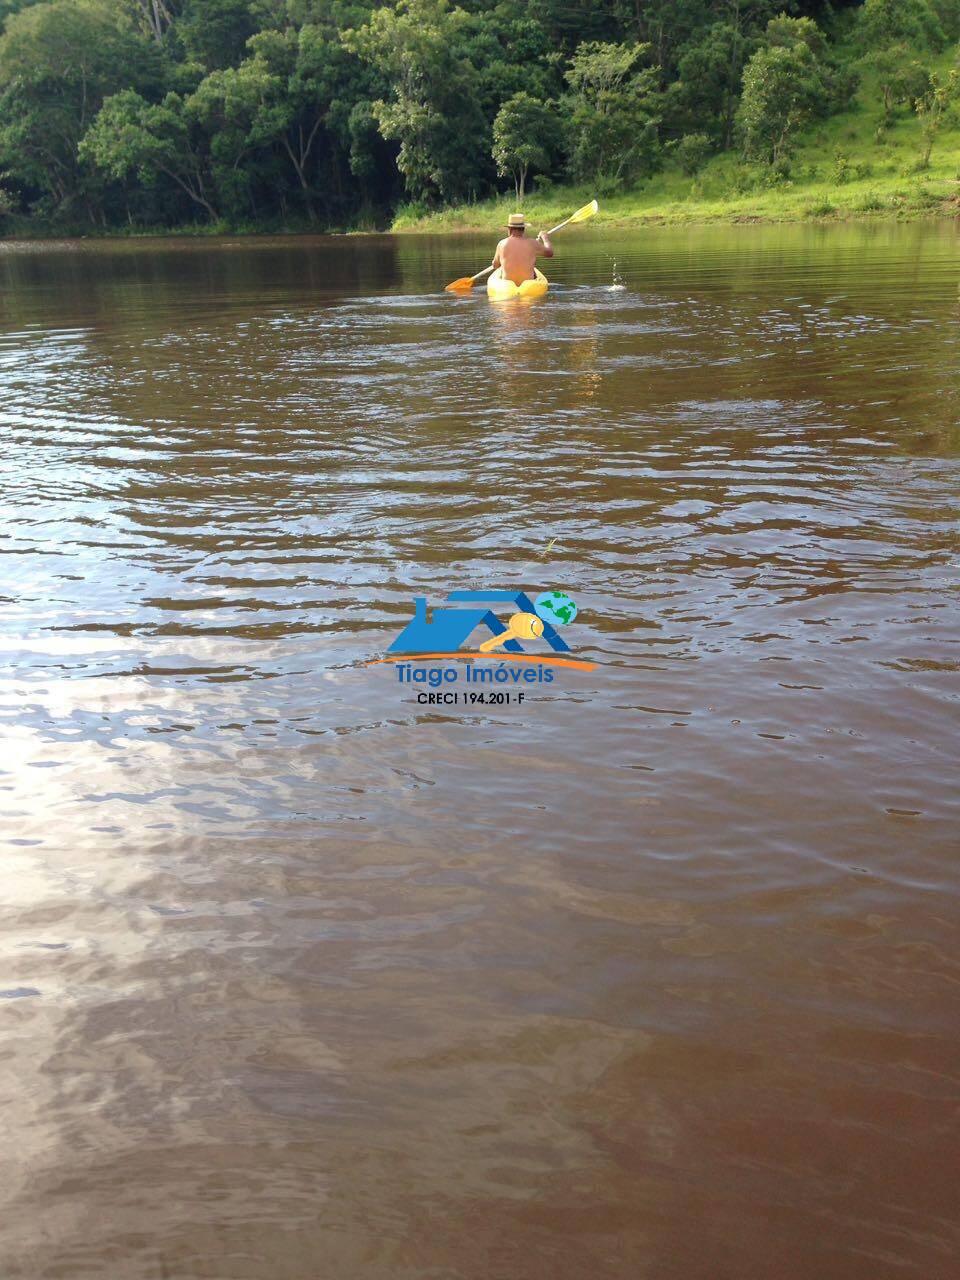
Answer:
[912, 184, 941, 206]
[594, 174, 626, 198]
[722, 163, 761, 196]
[833, 152, 852, 183]
[832, 153, 871, 183]
[391, 200, 429, 227]
[915, 68, 960, 168]
[675, 132, 711, 175]
[856, 192, 884, 211]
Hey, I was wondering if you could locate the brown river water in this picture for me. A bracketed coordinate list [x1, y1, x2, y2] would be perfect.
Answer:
[0, 224, 958, 1279]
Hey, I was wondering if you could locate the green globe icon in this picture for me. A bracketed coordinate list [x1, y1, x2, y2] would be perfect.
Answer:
[534, 590, 578, 626]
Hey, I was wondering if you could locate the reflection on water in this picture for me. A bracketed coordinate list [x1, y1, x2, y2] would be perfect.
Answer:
[0, 224, 958, 1279]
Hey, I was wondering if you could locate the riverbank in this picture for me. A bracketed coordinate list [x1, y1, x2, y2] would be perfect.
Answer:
[393, 51, 960, 232]
[391, 168, 960, 232]
[391, 173, 960, 232]
[4, 162, 957, 242]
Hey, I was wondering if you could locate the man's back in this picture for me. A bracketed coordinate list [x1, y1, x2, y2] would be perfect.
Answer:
[497, 235, 540, 285]
[493, 221, 553, 284]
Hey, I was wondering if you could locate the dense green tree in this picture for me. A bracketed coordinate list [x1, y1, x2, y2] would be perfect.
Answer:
[930, 0, 960, 38]
[857, 0, 946, 52]
[862, 44, 931, 123]
[0, 0, 161, 221]
[459, 8, 557, 115]
[767, 10, 857, 106]
[492, 91, 557, 198]
[736, 13, 855, 163]
[177, 0, 256, 69]
[346, 95, 393, 196]
[563, 40, 662, 186]
[186, 59, 280, 215]
[347, 0, 489, 204]
[128, 0, 181, 45]
[0, 0, 53, 21]
[79, 88, 221, 219]
[668, 22, 757, 147]
[765, 13, 827, 52]
[525, 0, 625, 54]
[736, 41, 823, 162]
[245, 23, 379, 219]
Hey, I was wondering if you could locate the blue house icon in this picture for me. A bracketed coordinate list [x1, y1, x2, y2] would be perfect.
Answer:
[387, 590, 570, 654]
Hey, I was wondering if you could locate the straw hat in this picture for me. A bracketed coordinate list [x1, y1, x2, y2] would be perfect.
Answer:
[505, 213, 526, 229]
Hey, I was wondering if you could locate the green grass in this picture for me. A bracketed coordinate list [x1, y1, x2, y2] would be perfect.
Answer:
[393, 47, 960, 232]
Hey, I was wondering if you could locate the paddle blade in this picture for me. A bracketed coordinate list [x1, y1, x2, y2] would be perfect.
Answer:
[567, 198, 599, 225]
[444, 277, 476, 292]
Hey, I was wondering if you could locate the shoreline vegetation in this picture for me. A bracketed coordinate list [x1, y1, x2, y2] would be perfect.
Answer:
[9, 163, 959, 242]
[391, 177, 960, 233]
[395, 41, 960, 233]
[1, 0, 959, 241]
[3, 125, 958, 241]
[6, 162, 958, 241]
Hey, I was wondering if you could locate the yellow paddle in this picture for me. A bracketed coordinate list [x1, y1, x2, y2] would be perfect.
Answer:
[444, 199, 599, 292]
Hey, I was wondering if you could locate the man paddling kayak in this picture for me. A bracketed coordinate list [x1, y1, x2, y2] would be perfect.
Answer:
[491, 213, 553, 285]
[443, 201, 595, 293]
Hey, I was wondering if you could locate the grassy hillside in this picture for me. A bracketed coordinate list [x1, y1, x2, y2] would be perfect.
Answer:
[394, 46, 960, 231]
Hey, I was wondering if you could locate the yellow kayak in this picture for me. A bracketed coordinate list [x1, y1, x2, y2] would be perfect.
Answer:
[487, 268, 549, 301]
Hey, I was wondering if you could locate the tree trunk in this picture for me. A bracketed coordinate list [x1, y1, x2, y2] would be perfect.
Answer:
[160, 165, 219, 221]
[281, 134, 318, 223]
